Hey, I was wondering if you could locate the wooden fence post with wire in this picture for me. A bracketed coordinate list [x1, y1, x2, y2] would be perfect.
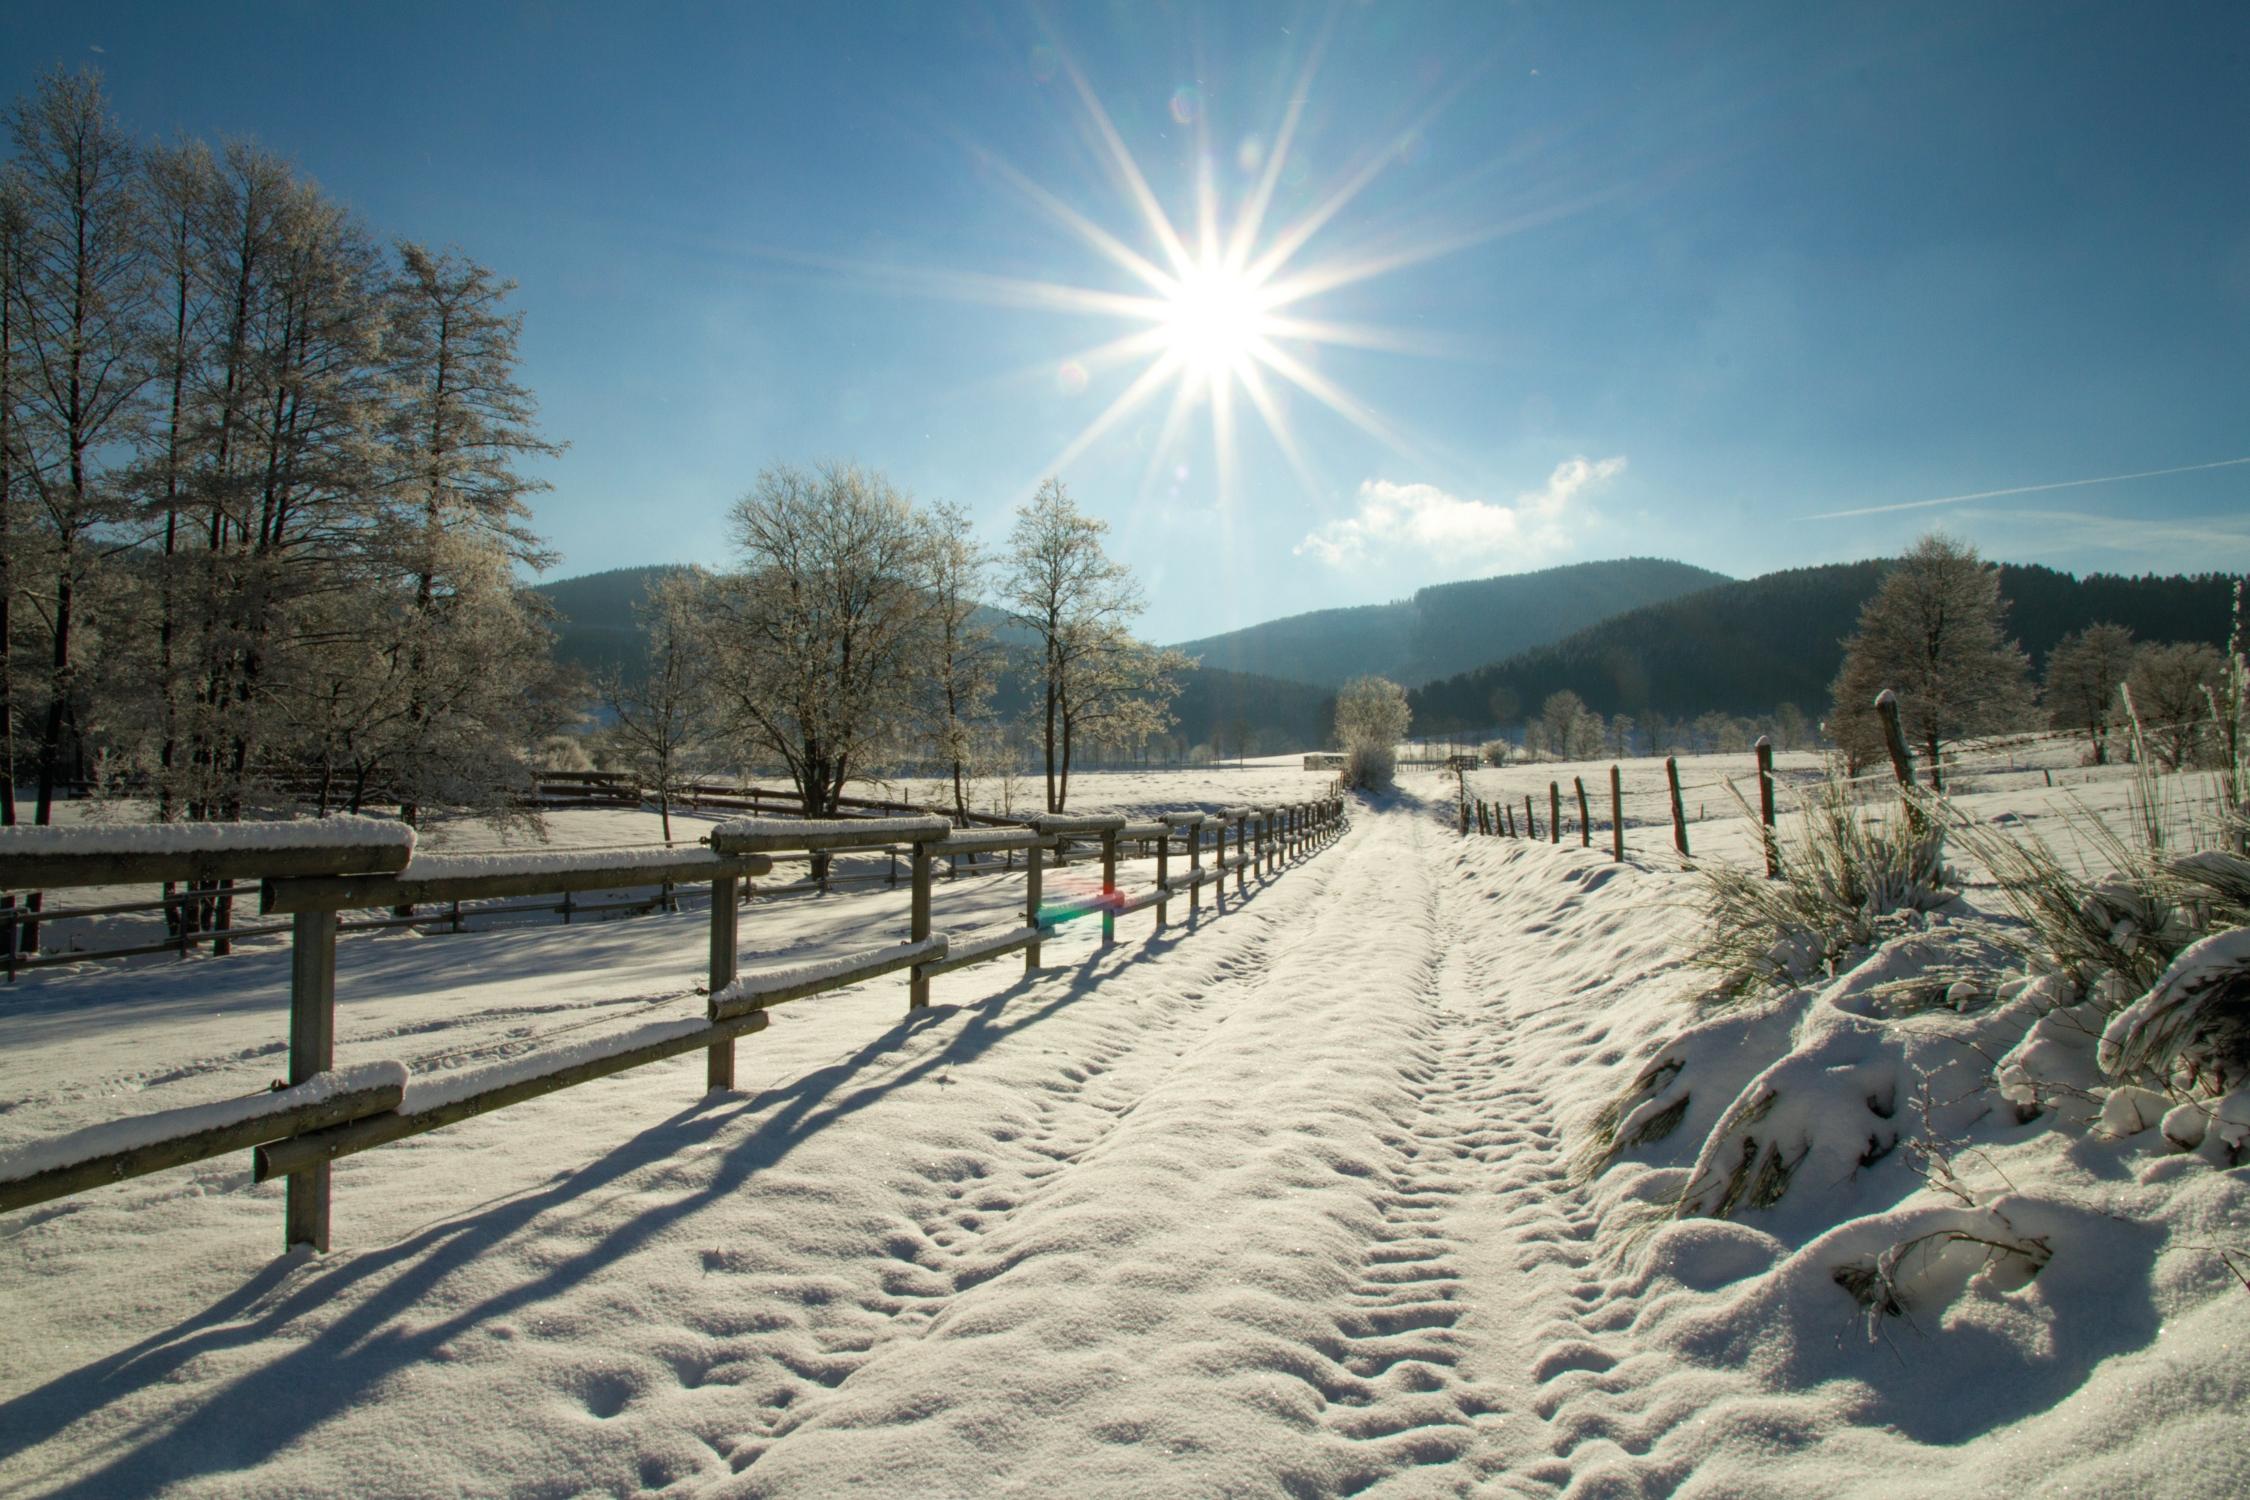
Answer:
[1666, 756, 1690, 856]
[1755, 735, 1779, 878]
[1575, 777, 1591, 848]
[1610, 764, 1624, 861]
[1550, 782, 1562, 845]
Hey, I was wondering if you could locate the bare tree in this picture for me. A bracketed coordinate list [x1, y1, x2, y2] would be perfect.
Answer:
[2128, 640, 2225, 770]
[1002, 476, 1149, 812]
[697, 461, 935, 818]
[6, 69, 153, 825]
[919, 500, 998, 822]
[2044, 622, 2136, 766]
[0, 169, 27, 827]
[1054, 621, 1184, 786]
[601, 570, 709, 844]
[380, 241, 561, 823]
[1828, 533, 2034, 788]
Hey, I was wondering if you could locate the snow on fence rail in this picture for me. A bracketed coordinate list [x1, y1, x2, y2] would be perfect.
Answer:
[0, 797, 1346, 1251]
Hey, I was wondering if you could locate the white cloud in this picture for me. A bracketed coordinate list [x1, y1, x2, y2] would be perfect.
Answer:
[1295, 455, 1627, 568]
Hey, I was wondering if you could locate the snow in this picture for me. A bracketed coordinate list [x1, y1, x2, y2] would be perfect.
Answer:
[401, 1019, 709, 1114]
[710, 935, 948, 1013]
[0, 776, 2243, 1496]
[0, 1061, 406, 1183]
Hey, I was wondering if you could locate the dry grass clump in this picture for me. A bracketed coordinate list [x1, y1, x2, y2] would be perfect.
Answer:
[1691, 773, 1958, 1004]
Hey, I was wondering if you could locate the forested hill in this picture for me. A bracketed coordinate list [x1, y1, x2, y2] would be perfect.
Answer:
[1407, 561, 2244, 733]
[533, 565, 690, 682]
[1169, 558, 1729, 689]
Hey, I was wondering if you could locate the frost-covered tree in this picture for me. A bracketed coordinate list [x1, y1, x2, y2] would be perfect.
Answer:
[6, 70, 153, 824]
[2044, 622, 2136, 765]
[0, 168, 27, 824]
[919, 500, 999, 822]
[697, 461, 935, 818]
[1540, 690, 1587, 759]
[600, 570, 710, 845]
[379, 241, 560, 822]
[1335, 674, 1411, 790]
[2128, 640, 2226, 770]
[1828, 533, 2034, 788]
[1002, 477, 1165, 813]
[1053, 620, 1185, 790]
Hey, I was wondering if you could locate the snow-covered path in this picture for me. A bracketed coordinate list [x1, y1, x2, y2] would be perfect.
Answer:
[3, 792, 2243, 1497]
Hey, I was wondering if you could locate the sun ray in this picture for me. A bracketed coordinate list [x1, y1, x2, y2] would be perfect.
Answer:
[1042, 349, 1188, 481]
[1053, 45, 1197, 280]
[1233, 356, 1326, 501]
[969, 147, 1182, 300]
[1224, 19, 1330, 275]
[1248, 335, 1416, 459]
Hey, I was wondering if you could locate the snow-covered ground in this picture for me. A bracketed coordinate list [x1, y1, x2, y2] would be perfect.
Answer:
[2, 773, 2245, 1497]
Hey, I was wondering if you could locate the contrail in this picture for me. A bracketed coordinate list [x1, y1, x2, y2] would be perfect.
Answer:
[1808, 456, 2250, 520]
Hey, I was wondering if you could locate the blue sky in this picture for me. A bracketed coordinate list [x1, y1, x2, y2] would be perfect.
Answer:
[5, 2, 2246, 640]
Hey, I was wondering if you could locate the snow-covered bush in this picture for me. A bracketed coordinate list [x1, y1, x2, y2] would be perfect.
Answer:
[1692, 774, 1958, 1003]
[1333, 676, 1410, 791]
[2099, 926, 2250, 1095]
[1479, 739, 1512, 767]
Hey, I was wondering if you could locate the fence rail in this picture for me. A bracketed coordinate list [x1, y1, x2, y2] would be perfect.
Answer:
[0, 797, 1347, 1251]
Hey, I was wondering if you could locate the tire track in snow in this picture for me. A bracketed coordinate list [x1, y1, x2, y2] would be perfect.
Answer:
[710, 818, 1361, 1478]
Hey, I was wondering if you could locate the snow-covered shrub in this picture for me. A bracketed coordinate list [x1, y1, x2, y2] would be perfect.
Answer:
[2098, 926, 2250, 1094]
[1691, 774, 1958, 1003]
[1479, 739, 1512, 767]
[1333, 676, 1410, 791]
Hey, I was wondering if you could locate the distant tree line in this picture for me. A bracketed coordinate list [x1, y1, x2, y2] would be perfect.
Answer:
[599, 471, 1188, 823]
[1411, 547, 2241, 759]
[0, 69, 570, 828]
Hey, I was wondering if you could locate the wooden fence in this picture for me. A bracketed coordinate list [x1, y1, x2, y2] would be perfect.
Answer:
[0, 797, 1345, 1251]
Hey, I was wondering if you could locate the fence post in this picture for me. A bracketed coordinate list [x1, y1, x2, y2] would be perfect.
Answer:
[1235, 816, 1248, 895]
[909, 840, 933, 1008]
[1875, 688, 1928, 833]
[707, 875, 738, 1090]
[1100, 826, 1118, 949]
[1610, 764, 1624, 861]
[1755, 735, 1779, 878]
[1550, 782, 1562, 845]
[1875, 688, 1916, 790]
[1189, 817, 1204, 916]
[1525, 794, 1537, 841]
[285, 909, 339, 1253]
[1504, 803, 1516, 838]
[1154, 829, 1169, 932]
[1025, 838, 1044, 972]
[1575, 777, 1591, 848]
[1666, 755, 1690, 856]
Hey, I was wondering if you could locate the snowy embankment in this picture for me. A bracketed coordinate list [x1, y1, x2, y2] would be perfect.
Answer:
[1, 789, 2245, 1496]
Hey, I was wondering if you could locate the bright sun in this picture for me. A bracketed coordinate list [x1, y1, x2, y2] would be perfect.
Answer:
[871, 33, 1489, 504]
[1160, 259, 1276, 382]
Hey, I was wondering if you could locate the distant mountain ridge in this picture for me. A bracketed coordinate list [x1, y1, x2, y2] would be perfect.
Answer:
[1406, 561, 2244, 732]
[1169, 558, 1731, 689]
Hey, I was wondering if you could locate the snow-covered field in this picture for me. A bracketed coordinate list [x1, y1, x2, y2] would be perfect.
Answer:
[2, 767, 2246, 1497]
